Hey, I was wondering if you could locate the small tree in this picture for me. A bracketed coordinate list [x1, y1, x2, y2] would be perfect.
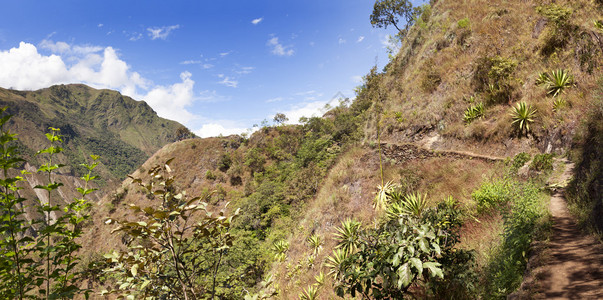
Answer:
[103, 159, 239, 300]
[370, 0, 418, 37]
[273, 113, 288, 125]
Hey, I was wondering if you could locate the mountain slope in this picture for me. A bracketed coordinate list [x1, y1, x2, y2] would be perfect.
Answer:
[0, 84, 188, 184]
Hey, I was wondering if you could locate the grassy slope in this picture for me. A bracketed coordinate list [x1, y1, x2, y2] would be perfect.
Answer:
[369, 0, 602, 157]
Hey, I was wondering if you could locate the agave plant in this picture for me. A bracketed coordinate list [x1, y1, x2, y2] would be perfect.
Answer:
[510, 101, 537, 135]
[325, 248, 348, 280]
[535, 72, 550, 86]
[299, 285, 320, 300]
[272, 240, 290, 262]
[307, 233, 323, 255]
[463, 102, 485, 124]
[374, 181, 396, 211]
[314, 271, 325, 287]
[333, 219, 362, 255]
[538, 69, 574, 97]
[386, 192, 428, 219]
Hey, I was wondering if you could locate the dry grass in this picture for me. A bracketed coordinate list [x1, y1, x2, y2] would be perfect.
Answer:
[368, 0, 601, 157]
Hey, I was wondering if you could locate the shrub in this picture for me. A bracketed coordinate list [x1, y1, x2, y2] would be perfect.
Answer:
[0, 110, 98, 299]
[509, 152, 531, 175]
[481, 181, 544, 297]
[472, 180, 513, 211]
[536, 4, 574, 56]
[552, 97, 567, 112]
[530, 153, 554, 172]
[472, 56, 518, 104]
[205, 169, 217, 180]
[457, 17, 470, 29]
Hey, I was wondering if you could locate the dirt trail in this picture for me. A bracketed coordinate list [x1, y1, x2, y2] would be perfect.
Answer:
[517, 159, 603, 299]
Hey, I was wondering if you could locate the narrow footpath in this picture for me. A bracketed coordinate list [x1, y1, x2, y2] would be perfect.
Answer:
[519, 159, 603, 299]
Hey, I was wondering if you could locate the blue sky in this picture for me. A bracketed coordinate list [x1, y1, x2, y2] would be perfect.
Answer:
[0, 0, 421, 137]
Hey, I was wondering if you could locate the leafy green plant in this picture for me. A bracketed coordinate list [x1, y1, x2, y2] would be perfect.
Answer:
[103, 159, 240, 300]
[0, 109, 97, 300]
[333, 219, 362, 255]
[509, 152, 531, 175]
[463, 102, 485, 124]
[537, 69, 574, 97]
[510, 102, 537, 135]
[314, 271, 325, 287]
[331, 215, 444, 299]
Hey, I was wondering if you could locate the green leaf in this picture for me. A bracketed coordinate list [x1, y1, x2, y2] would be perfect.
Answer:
[409, 257, 423, 274]
[131, 264, 138, 277]
[397, 263, 412, 288]
[423, 261, 444, 279]
[418, 237, 429, 253]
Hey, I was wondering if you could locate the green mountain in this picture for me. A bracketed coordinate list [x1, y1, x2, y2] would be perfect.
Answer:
[0, 84, 189, 185]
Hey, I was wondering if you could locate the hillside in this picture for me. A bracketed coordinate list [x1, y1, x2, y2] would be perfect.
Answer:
[1, 0, 602, 299]
[0, 84, 189, 185]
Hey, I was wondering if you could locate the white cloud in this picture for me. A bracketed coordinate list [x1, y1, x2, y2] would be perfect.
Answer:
[266, 97, 284, 103]
[267, 37, 294, 56]
[198, 90, 231, 103]
[251, 17, 263, 25]
[147, 25, 180, 40]
[194, 123, 251, 138]
[129, 33, 143, 41]
[357, 36, 365, 43]
[202, 63, 214, 69]
[219, 51, 231, 57]
[338, 38, 346, 44]
[0, 41, 197, 125]
[98, 23, 104, 28]
[235, 66, 254, 75]
[280, 98, 338, 124]
[39, 40, 71, 53]
[180, 60, 202, 65]
[217, 74, 238, 88]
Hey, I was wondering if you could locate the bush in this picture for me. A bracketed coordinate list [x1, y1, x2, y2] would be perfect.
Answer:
[457, 17, 470, 29]
[536, 4, 574, 56]
[472, 56, 518, 104]
[530, 153, 554, 172]
[472, 180, 513, 211]
[481, 181, 544, 298]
